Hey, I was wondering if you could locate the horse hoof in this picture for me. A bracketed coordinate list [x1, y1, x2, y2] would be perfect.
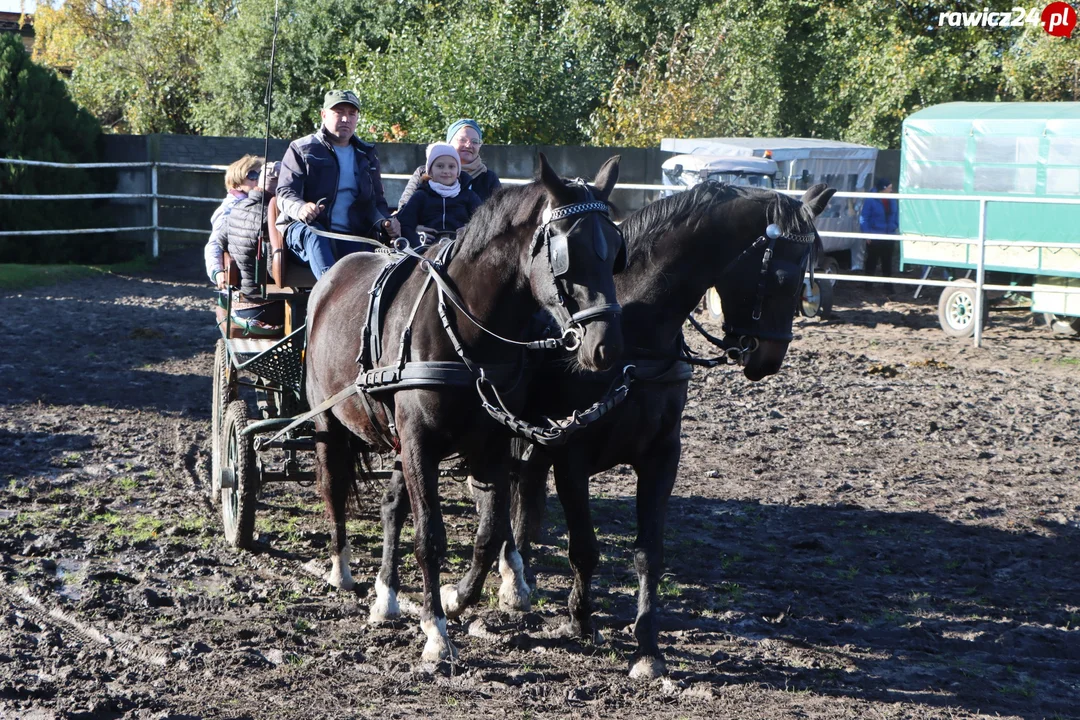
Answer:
[498, 580, 531, 613]
[368, 578, 401, 623]
[326, 572, 355, 591]
[498, 544, 531, 612]
[368, 597, 401, 623]
[440, 585, 464, 619]
[629, 656, 666, 680]
[421, 631, 458, 662]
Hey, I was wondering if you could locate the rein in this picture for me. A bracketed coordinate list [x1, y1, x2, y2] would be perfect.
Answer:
[261, 196, 632, 448]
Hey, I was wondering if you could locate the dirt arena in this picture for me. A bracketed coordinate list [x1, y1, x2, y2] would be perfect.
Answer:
[2, 249, 1078, 719]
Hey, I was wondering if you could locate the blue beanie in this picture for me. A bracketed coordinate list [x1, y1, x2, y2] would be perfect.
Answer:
[874, 177, 891, 192]
[446, 118, 483, 144]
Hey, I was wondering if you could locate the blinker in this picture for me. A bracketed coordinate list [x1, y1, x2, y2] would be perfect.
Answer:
[549, 234, 570, 276]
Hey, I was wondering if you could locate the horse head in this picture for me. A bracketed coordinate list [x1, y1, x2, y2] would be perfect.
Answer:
[529, 153, 625, 371]
[718, 183, 836, 381]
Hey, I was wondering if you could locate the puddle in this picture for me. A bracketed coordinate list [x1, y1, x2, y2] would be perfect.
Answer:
[55, 558, 87, 601]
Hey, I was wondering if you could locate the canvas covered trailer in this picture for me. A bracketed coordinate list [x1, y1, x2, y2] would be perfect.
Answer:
[899, 102, 1080, 333]
[660, 137, 879, 261]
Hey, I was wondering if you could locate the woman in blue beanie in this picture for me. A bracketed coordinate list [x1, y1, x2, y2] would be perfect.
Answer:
[397, 118, 501, 207]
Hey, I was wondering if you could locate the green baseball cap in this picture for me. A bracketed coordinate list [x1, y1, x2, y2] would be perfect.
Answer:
[323, 90, 360, 111]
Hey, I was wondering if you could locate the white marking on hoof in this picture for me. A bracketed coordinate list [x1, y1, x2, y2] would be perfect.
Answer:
[420, 616, 457, 662]
[440, 584, 464, 619]
[629, 656, 666, 680]
[368, 576, 400, 623]
[498, 544, 531, 612]
[326, 546, 355, 591]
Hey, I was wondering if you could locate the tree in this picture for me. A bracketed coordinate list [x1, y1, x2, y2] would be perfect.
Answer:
[33, 0, 227, 134]
[0, 33, 123, 263]
[347, 7, 611, 145]
[194, 0, 428, 139]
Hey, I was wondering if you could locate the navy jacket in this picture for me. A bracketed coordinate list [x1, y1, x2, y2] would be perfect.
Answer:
[396, 182, 482, 244]
[276, 127, 391, 236]
[397, 165, 501, 207]
[859, 195, 899, 235]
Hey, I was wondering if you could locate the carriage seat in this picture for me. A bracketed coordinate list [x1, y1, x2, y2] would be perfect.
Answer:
[267, 196, 317, 290]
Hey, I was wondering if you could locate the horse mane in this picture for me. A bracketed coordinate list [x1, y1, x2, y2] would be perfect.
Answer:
[620, 181, 816, 263]
[456, 182, 548, 261]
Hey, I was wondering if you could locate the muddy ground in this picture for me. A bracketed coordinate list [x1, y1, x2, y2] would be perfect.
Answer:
[1, 248, 1079, 720]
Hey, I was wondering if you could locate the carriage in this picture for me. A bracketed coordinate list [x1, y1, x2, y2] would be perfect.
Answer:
[209, 194, 322, 548]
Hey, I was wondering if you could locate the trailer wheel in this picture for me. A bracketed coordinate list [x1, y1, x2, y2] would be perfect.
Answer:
[210, 339, 235, 505]
[938, 279, 986, 338]
[220, 400, 259, 550]
[1043, 313, 1080, 336]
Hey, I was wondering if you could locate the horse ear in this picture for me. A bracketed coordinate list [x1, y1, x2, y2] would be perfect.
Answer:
[591, 155, 621, 202]
[801, 184, 836, 218]
[538, 152, 573, 205]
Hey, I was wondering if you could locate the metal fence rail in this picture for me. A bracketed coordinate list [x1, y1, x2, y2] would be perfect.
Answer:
[4, 157, 1080, 347]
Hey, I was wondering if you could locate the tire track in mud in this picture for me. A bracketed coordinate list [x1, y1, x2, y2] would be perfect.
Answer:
[1, 584, 172, 667]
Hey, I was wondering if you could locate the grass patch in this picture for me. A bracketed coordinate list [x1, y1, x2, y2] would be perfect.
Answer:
[0, 258, 154, 292]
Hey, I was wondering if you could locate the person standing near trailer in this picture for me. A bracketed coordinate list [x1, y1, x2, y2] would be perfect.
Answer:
[860, 177, 899, 287]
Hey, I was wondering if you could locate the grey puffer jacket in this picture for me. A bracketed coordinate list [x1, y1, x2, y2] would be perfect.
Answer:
[227, 189, 269, 296]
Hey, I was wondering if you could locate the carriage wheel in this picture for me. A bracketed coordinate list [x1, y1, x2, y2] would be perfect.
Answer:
[1042, 313, 1080, 336]
[938, 279, 987, 338]
[704, 287, 724, 321]
[210, 339, 235, 506]
[220, 400, 259, 550]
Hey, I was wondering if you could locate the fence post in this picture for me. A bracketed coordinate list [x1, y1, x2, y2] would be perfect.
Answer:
[973, 199, 988, 348]
[151, 163, 159, 259]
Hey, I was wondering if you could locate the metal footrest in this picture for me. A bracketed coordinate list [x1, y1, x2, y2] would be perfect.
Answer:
[235, 326, 306, 393]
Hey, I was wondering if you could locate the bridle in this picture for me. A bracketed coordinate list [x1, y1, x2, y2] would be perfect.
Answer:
[686, 222, 818, 366]
[529, 181, 628, 351]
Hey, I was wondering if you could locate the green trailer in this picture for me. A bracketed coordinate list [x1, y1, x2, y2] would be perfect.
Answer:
[899, 102, 1080, 337]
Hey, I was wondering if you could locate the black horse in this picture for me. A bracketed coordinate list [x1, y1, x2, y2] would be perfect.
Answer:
[500, 182, 836, 678]
[303, 155, 626, 662]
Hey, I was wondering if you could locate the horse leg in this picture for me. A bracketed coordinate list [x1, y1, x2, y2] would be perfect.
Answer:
[628, 434, 680, 679]
[399, 439, 456, 662]
[370, 456, 408, 623]
[510, 442, 551, 585]
[442, 441, 530, 617]
[315, 414, 356, 591]
[552, 454, 601, 642]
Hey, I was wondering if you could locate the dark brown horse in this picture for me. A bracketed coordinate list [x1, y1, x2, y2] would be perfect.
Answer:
[499, 182, 837, 678]
[303, 155, 626, 662]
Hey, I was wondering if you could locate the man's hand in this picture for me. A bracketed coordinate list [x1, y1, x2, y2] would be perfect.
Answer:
[298, 200, 325, 224]
[214, 270, 227, 290]
[384, 217, 401, 239]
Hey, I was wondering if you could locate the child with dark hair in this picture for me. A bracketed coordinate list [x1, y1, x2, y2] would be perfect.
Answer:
[395, 143, 481, 245]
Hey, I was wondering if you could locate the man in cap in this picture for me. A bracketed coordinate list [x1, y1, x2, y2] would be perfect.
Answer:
[276, 90, 401, 279]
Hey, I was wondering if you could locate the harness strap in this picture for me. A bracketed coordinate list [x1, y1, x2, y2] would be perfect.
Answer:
[397, 241, 568, 351]
[569, 303, 622, 326]
[260, 383, 360, 447]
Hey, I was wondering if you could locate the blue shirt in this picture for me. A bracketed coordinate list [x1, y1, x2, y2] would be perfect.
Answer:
[331, 144, 358, 232]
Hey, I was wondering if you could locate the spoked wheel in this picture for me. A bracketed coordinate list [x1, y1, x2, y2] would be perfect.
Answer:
[220, 400, 259, 550]
[1043, 313, 1080, 336]
[210, 339, 235, 506]
[938, 279, 987, 338]
[703, 287, 724, 321]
